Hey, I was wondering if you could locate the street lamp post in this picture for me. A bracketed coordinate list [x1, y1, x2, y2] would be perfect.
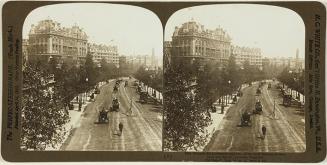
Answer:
[228, 80, 231, 104]
[78, 77, 88, 111]
[84, 77, 88, 104]
[288, 70, 293, 97]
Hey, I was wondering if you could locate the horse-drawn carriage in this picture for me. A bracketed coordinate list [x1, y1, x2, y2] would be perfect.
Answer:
[253, 100, 263, 114]
[97, 108, 109, 124]
[241, 112, 251, 126]
[110, 98, 120, 111]
[113, 85, 118, 92]
[256, 88, 261, 95]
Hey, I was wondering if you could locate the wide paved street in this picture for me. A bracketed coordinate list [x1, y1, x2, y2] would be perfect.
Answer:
[204, 81, 305, 152]
[61, 78, 162, 151]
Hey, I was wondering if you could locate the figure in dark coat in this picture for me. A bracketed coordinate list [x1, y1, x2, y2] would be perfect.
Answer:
[119, 122, 124, 136]
[262, 125, 267, 139]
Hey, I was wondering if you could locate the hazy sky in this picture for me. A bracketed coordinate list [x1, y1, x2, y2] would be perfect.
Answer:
[165, 4, 305, 58]
[23, 3, 163, 58]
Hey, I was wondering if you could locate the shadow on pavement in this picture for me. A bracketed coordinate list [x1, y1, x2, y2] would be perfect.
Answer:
[149, 107, 162, 113]
[294, 109, 305, 116]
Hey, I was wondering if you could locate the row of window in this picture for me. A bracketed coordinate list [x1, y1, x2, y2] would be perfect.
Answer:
[237, 58, 262, 62]
[173, 47, 229, 57]
[234, 53, 261, 56]
[93, 56, 118, 59]
[29, 36, 87, 46]
[29, 45, 86, 55]
[89, 49, 117, 53]
[174, 38, 230, 49]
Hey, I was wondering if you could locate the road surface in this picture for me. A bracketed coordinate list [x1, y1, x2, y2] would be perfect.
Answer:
[204, 81, 305, 152]
[61, 78, 162, 151]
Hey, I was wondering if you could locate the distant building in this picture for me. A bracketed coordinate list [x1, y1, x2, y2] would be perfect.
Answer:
[231, 45, 262, 69]
[125, 55, 141, 67]
[262, 49, 304, 72]
[27, 19, 88, 63]
[169, 20, 232, 65]
[119, 55, 127, 67]
[293, 48, 304, 71]
[262, 57, 270, 68]
[151, 48, 158, 69]
[265, 57, 289, 68]
[140, 55, 152, 67]
[126, 49, 159, 69]
[88, 43, 119, 67]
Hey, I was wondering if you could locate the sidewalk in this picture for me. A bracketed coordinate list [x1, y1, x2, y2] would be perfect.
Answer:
[191, 92, 241, 151]
[45, 99, 91, 150]
[45, 80, 111, 150]
[195, 82, 254, 151]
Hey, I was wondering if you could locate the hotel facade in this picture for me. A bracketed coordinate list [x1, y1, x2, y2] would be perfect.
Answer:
[166, 20, 264, 69]
[24, 19, 119, 66]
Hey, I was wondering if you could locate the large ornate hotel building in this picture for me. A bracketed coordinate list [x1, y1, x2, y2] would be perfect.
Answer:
[166, 20, 263, 68]
[170, 20, 232, 65]
[25, 19, 119, 66]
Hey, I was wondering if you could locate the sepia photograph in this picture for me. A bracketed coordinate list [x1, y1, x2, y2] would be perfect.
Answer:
[1, 0, 326, 162]
[163, 4, 306, 152]
[21, 3, 163, 151]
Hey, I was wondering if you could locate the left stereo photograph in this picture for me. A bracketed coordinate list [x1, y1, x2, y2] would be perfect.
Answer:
[21, 3, 163, 151]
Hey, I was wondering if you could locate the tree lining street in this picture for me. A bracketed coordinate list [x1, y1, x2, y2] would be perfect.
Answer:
[60, 78, 162, 151]
[204, 81, 305, 152]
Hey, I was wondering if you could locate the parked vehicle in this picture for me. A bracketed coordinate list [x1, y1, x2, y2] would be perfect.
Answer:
[95, 87, 100, 94]
[283, 94, 292, 107]
[232, 95, 238, 104]
[68, 103, 74, 110]
[137, 85, 142, 93]
[90, 93, 95, 101]
[139, 91, 148, 104]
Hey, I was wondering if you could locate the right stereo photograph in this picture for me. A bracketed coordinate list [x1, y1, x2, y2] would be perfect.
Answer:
[163, 4, 306, 152]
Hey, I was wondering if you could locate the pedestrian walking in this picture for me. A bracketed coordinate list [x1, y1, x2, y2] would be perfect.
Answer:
[261, 124, 267, 139]
[118, 122, 124, 136]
